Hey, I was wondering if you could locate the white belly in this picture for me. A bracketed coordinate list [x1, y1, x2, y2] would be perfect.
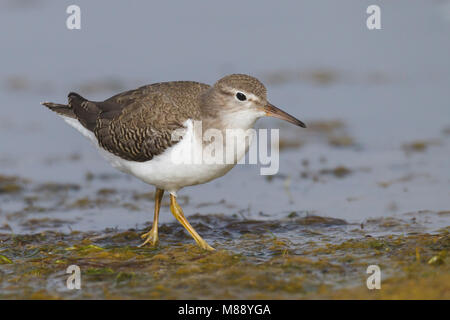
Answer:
[61, 117, 251, 195]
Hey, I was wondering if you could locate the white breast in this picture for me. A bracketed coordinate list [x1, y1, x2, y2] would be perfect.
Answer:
[61, 117, 252, 195]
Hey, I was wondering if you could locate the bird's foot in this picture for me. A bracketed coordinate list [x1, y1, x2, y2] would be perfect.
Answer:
[138, 228, 159, 247]
[196, 239, 215, 251]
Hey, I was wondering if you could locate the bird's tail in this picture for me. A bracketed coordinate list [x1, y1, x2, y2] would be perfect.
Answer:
[41, 101, 76, 118]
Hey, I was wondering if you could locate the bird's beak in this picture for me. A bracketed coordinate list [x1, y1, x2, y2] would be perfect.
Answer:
[263, 103, 306, 128]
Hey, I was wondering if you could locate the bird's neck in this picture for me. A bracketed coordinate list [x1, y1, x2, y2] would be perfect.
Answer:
[196, 89, 258, 164]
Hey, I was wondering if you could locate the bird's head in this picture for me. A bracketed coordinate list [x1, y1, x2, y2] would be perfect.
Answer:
[207, 74, 306, 129]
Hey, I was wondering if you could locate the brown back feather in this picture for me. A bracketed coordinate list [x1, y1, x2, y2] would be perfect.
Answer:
[68, 82, 209, 162]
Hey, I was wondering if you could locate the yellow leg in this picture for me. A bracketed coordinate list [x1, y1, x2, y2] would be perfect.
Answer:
[139, 188, 164, 247]
[170, 194, 215, 251]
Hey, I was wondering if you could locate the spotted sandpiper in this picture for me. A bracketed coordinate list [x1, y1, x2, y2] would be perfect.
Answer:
[41, 74, 306, 250]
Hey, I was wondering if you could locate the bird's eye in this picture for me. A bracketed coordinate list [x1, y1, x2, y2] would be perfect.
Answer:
[236, 92, 247, 101]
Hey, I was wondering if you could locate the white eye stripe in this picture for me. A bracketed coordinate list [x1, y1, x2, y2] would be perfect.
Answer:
[230, 90, 261, 104]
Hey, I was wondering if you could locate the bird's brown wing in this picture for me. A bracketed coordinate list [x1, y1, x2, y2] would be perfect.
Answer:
[68, 82, 209, 162]
[94, 92, 190, 162]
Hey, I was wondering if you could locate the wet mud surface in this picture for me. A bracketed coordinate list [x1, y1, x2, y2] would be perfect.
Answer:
[0, 173, 449, 299]
[0, 213, 448, 299]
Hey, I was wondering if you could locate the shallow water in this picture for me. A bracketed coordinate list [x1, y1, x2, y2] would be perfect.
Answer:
[0, 1, 449, 299]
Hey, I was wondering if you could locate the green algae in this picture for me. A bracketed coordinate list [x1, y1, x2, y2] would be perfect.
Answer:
[0, 172, 449, 299]
[402, 140, 441, 154]
[0, 255, 13, 264]
[0, 214, 448, 299]
[0, 175, 28, 194]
